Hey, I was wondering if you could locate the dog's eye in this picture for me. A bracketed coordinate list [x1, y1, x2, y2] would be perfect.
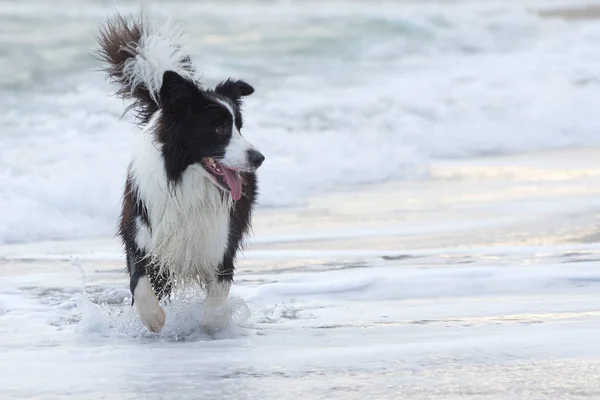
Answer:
[215, 126, 228, 139]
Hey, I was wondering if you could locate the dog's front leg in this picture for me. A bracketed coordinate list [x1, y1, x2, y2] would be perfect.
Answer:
[132, 274, 166, 333]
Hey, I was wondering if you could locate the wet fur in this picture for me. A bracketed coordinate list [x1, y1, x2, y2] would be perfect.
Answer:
[96, 12, 260, 332]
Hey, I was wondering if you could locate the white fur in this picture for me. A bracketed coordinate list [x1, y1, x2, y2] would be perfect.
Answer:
[215, 98, 255, 170]
[130, 113, 232, 284]
[223, 128, 254, 170]
[134, 275, 166, 333]
[134, 216, 152, 252]
[215, 97, 235, 118]
[122, 19, 195, 103]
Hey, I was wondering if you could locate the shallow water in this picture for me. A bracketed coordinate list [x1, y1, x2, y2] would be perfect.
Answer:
[2, 147, 600, 398]
[2, 244, 600, 399]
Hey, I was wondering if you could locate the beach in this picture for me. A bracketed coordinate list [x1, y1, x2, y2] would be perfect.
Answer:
[2, 147, 599, 399]
[3, 0, 600, 397]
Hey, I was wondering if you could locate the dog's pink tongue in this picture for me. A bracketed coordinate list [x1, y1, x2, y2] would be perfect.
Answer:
[222, 167, 242, 201]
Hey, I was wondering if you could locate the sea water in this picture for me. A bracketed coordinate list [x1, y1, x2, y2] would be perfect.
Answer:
[2, 0, 600, 244]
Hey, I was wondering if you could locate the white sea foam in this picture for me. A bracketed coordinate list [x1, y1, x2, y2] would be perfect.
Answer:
[1, 247, 600, 398]
[2, 0, 600, 243]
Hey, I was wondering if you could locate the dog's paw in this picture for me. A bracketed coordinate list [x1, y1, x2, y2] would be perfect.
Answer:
[134, 276, 166, 333]
[139, 305, 166, 333]
[202, 306, 230, 334]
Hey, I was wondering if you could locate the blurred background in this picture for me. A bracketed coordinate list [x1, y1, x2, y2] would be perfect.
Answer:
[2, 0, 600, 244]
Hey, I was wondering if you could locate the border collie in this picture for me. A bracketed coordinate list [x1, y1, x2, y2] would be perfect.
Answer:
[96, 13, 264, 333]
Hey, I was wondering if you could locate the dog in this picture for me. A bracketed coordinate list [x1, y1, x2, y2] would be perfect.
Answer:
[96, 13, 264, 333]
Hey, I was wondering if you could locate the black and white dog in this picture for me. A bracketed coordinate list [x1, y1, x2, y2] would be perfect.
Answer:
[96, 13, 264, 333]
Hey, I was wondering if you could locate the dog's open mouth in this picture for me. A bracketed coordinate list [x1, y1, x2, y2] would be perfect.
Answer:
[202, 157, 243, 201]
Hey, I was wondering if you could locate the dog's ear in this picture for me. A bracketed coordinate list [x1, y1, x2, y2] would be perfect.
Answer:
[160, 71, 202, 113]
[214, 79, 254, 104]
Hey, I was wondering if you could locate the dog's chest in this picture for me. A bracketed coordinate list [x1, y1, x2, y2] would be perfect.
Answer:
[141, 173, 232, 279]
[151, 197, 231, 277]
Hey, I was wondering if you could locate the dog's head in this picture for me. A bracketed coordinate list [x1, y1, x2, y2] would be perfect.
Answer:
[155, 71, 264, 200]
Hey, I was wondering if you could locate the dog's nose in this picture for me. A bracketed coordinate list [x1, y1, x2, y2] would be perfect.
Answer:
[247, 149, 265, 169]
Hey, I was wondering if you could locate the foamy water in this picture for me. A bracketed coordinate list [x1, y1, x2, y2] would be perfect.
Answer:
[2, 244, 600, 399]
[2, 0, 600, 243]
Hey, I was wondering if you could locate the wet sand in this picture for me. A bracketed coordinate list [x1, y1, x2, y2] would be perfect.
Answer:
[538, 5, 600, 20]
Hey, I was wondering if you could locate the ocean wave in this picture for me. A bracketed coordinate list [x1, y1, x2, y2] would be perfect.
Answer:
[2, 0, 600, 243]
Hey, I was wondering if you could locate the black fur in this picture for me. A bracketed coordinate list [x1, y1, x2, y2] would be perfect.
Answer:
[214, 79, 254, 130]
[218, 172, 257, 283]
[118, 175, 171, 304]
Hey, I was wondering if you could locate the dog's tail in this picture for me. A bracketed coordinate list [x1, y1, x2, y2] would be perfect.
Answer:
[96, 13, 196, 124]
